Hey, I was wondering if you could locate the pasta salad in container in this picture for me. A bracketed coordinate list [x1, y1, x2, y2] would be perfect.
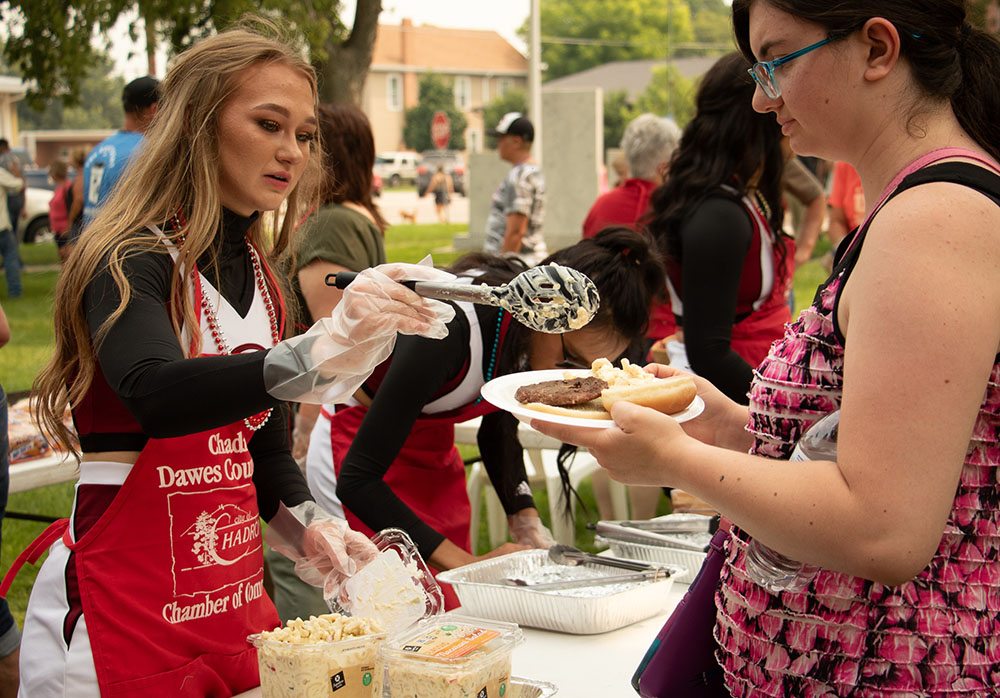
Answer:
[250, 613, 385, 697]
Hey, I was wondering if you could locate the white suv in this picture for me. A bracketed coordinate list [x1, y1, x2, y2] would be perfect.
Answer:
[374, 151, 420, 187]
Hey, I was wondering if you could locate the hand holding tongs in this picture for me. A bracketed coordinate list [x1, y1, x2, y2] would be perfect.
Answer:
[327, 264, 600, 333]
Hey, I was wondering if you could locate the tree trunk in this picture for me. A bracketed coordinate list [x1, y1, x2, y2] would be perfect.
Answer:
[145, 19, 157, 77]
[317, 0, 382, 104]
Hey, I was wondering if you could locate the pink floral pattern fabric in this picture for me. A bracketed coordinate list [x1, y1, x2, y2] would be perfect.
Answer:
[714, 256, 1000, 696]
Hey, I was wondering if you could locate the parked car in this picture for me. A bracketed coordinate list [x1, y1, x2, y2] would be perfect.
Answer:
[416, 150, 466, 197]
[374, 151, 420, 187]
[23, 186, 53, 243]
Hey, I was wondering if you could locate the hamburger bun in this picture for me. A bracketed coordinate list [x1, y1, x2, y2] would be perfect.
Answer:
[600, 374, 697, 415]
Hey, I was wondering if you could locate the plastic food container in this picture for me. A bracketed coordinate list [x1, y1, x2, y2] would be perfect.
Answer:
[338, 528, 445, 634]
[437, 550, 680, 634]
[250, 615, 385, 698]
[378, 612, 524, 697]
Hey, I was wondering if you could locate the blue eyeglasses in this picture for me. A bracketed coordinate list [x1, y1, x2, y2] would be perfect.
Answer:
[749, 34, 844, 99]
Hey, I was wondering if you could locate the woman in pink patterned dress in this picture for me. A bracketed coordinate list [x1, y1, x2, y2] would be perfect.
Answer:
[532, 1, 1000, 695]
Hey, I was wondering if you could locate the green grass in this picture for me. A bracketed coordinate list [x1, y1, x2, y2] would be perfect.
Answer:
[384, 222, 468, 267]
[1, 226, 835, 626]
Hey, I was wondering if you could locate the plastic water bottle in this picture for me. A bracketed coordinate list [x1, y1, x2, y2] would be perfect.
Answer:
[744, 410, 840, 592]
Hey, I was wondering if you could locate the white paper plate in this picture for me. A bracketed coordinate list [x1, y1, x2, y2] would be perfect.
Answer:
[480, 369, 705, 429]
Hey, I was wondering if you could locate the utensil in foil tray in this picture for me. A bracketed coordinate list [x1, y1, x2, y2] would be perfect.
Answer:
[548, 544, 659, 571]
[594, 522, 710, 552]
[328, 264, 600, 333]
[602, 513, 717, 534]
[504, 567, 669, 591]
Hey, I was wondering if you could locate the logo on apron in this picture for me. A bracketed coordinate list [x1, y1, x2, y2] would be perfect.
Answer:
[169, 489, 262, 597]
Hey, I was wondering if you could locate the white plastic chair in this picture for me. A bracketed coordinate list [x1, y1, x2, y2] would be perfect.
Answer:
[458, 417, 628, 547]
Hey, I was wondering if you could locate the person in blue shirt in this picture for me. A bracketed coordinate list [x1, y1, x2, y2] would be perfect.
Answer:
[77, 76, 160, 228]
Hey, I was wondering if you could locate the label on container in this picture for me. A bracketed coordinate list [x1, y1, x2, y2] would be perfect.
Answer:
[399, 624, 501, 658]
[476, 674, 509, 697]
[326, 664, 376, 696]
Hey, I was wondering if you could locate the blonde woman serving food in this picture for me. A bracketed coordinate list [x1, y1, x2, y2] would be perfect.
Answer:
[533, 0, 1000, 694]
[5, 20, 454, 698]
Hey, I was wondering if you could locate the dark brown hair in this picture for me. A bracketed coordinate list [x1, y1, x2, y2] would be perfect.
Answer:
[731, 0, 1000, 162]
[643, 52, 785, 269]
[316, 103, 388, 233]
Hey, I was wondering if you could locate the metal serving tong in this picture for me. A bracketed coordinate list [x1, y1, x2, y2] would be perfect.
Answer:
[593, 522, 710, 552]
[502, 568, 669, 591]
[547, 544, 660, 572]
[326, 264, 600, 334]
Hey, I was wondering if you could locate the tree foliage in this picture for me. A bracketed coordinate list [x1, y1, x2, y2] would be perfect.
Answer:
[531, 0, 695, 81]
[634, 64, 697, 127]
[1, 0, 381, 109]
[17, 52, 125, 130]
[602, 68, 695, 152]
[402, 73, 468, 152]
[481, 89, 528, 150]
[602, 90, 632, 149]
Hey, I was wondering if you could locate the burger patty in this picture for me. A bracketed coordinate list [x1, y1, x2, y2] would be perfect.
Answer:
[514, 376, 608, 406]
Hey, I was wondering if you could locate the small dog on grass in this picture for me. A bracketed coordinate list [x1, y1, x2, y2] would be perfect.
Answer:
[398, 209, 418, 224]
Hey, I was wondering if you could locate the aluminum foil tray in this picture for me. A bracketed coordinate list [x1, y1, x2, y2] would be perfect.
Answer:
[437, 550, 679, 635]
[604, 539, 707, 584]
[510, 676, 559, 697]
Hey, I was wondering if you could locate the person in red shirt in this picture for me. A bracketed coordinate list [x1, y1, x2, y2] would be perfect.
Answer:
[582, 113, 681, 240]
[583, 113, 681, 344]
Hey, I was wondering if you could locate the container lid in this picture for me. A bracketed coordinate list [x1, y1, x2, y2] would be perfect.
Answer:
[336, 527, 444, 634]
[379, 612, 524, 668]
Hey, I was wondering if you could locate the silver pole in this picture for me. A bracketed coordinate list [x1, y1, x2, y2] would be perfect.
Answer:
[529, 0, 543, 166]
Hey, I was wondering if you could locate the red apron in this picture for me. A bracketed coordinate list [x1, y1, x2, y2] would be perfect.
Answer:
[730, 203, 795, 368]
[3, 237, 281, 697]
[66, 421, 276, 697]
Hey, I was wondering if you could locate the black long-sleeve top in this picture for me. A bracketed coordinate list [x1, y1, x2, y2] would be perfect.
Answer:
[80, 209, 311, 520]
[676, 196, 756, 402]
[336, 304, 536, 559]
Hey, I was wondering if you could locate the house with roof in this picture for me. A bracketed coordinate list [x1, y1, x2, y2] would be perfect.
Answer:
[363, 18, 529, 154]
[542, 56, 718, 103]
[0, 75, 27, 147]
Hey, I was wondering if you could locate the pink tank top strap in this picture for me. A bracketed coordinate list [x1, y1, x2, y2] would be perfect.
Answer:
[847, 147, 1000, 256]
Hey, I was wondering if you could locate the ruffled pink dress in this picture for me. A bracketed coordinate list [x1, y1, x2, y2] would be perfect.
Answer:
[714, 161, 1000, 697]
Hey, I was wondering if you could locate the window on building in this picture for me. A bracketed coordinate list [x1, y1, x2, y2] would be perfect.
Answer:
[387, 74, 403, 112]
[454, 76, 471, 110]
[497, 78, 514, 97]
[481, 78, 491, 105]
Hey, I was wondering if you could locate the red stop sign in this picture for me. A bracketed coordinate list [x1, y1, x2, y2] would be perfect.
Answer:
[431, 110, 451, 150]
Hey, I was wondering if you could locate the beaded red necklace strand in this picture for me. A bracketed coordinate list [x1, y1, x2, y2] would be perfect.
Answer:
[196, 240, 279, 431]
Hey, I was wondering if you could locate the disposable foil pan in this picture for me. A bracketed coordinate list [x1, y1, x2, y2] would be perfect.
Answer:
[510, 676, 559, 697]
[604, 539, 707, 584]
[437, 550, 680, 635]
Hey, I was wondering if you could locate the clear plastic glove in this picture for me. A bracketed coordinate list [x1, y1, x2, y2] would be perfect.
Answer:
[509, 512, 557, 549]
[263, 258, 457, 404]
[264, 501, 379, 609]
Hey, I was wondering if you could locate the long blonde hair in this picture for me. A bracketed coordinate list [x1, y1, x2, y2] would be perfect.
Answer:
[33, 18, 321, 451]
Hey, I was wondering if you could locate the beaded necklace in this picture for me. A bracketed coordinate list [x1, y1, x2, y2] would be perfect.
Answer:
[748, 187, 772, 221]
[474, 310, 504, 405]
[196, 240, 280, 431]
